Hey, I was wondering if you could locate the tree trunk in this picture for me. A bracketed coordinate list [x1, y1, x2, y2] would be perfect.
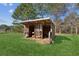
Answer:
[75, 26, 78, 34]
[71, 26, 73, 34]
[59, 28, 61, 34]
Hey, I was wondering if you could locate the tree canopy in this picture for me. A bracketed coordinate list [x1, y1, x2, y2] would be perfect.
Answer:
[12, 3, 37, 20]
[12, 3, 68, 21]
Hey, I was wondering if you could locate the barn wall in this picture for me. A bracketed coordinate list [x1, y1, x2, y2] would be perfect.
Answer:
[34, 24, 43, 38]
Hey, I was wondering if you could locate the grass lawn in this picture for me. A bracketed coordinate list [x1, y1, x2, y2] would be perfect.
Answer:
[0, 32, 79, 56]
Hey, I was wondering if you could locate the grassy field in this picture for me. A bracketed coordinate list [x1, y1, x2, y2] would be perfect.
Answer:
[0, 32, 79, 56]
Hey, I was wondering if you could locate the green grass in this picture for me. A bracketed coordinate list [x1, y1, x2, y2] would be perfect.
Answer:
[0, 32, 79, 56]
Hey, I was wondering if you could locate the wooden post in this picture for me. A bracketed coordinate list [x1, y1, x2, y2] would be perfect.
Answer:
[49, 24, 52, 39]
[23, 25, 29, 38]
[35, 24, 40, 38]
[39, 24, 43, 38]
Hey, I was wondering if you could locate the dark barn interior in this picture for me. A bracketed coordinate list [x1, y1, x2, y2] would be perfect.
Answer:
[43, 25, 50, 38]
[29, 25, 35, 37]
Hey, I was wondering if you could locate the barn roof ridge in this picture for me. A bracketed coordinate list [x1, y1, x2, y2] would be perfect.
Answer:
[21, 17, 51, 22]
[14, 17, 54, 24]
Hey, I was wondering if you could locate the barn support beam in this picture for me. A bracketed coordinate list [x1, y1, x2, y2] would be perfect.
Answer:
[48, 24, 52, 39]
[39, 24, 43, 38]
[23, 25, 29, 38]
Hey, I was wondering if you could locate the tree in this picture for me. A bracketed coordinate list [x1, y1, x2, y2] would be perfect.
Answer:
[12, 24, 23, 32]
[12, 3, 37, 20]
[75, 16, 79, 34]
[74, 3, 79, 34]
[0, 24, 11, 32]
[54, 18, 62, 34]
[33, 4, 50, 18]
[47, 4, 68, 19]
[64, 12, 78, 34]
[46, 4, 69, 33]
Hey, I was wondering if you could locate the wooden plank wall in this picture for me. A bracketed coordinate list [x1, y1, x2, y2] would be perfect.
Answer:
[34, 24, 43, 38]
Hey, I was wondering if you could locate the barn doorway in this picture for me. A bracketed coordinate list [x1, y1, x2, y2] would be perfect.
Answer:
[43, 25, 50, 38]
[29, 25, 34, 37]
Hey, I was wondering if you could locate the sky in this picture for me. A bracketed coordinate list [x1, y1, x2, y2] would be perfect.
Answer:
[0, 3, 19, 26]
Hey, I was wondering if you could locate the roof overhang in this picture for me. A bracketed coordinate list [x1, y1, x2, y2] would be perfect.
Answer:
[14, 17, 54, 25]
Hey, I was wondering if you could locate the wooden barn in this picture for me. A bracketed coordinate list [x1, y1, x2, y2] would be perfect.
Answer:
[19, 18, 55, 44]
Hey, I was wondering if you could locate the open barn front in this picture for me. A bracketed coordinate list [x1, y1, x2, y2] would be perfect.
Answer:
[28, 24, 51, 39]
[43, 25, 50, 38]
[29, 25, 35, 37]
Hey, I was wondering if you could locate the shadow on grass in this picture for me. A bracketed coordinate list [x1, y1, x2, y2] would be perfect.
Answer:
[54, 35, 71, 44]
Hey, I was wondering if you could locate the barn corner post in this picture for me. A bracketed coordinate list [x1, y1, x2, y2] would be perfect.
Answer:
[47, 23, 54, 44]
[39, 24, 43, 39]
[23, 24, 29, 38]
[51, 23, 55, 43]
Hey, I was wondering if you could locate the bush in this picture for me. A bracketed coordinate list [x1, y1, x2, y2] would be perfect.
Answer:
[12, 24, 24, 33]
